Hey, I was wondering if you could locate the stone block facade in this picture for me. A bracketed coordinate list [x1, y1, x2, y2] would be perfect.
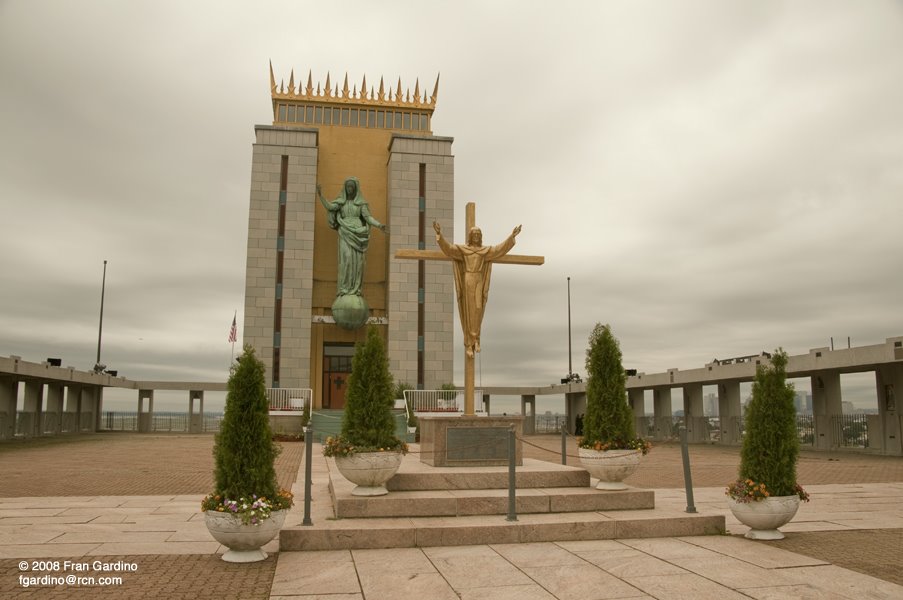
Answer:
[244, 127, 454, 396]
[387, 135, 455, 389]
[243, 126, 318, 388]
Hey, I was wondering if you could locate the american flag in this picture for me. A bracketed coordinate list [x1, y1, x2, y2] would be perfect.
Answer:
[228, 315, 238, 343]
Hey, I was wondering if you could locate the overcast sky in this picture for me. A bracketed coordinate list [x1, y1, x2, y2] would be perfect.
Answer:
[1, 1, 901, 410]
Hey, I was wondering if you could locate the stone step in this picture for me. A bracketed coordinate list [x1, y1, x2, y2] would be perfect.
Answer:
[279, 512, 726, 551]
[282, 445, 726, 552]
[333, 486, 655, 518]
[386, 459, 590, 491]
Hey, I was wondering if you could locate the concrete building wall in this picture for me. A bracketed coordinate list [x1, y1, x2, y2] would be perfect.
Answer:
[387, 135, 455, 388]
[243, 127, 318, 388]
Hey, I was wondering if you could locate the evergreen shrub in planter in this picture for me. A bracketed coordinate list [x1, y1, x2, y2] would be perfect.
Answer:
[726, 349, 809, 539]
[578, 323, 650, 490]
[202, 345, 293, 562]
[323, 327, 407, 495]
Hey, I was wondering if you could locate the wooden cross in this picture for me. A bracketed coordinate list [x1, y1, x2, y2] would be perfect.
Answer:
[395, 202, 544, 415]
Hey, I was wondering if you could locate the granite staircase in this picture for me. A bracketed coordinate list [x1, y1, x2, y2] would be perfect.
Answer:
[279, 447, 725, 551]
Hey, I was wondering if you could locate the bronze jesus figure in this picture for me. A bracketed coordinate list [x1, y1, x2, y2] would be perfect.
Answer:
[433, 221, 521, 358]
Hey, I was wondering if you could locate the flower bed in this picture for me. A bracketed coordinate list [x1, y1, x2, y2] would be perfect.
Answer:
[201, 489, 294, 525]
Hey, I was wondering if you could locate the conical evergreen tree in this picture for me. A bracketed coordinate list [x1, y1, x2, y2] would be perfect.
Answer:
[739, 349, 799, 496]
[582, 323, 636, 446]
[213, 345, 279, 501]
[341, 326, 401, 450]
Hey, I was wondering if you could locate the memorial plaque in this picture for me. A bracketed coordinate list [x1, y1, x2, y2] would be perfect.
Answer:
[447, 426, 509, 462]
[418, 415, 523, 467]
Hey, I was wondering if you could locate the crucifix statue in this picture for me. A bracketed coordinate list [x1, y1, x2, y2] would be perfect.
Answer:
[395, 202, 544, 415]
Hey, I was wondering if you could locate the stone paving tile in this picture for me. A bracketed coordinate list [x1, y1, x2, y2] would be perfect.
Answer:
[521, 562, 648, 599]
[356, 569, 458, 600]
[669, 555, 797, 589]
[491, 541, 587, 567]
[270, 551, 359, 597]
[623, 572, 752, 600]
[571, 548, 688, 578]
[680, 534, 827, 567]
[424, 545, 533, 589]
[458, 583, 560, 600]
[619, 537, 722, 559]
[738, 584, 853, 600]
[351, 547, 435, 571]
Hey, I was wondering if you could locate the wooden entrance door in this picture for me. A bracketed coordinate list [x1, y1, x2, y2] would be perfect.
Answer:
[322, 345, 354, 409]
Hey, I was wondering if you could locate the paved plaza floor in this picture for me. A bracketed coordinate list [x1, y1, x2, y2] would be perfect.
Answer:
[1, 432, 901, 598]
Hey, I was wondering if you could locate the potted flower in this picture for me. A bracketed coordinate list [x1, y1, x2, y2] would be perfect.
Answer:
[578, 323, 651, 490]
[322, 326, 408, 496]
[202, 345, 294, 562]
[726, 349, 809, 539]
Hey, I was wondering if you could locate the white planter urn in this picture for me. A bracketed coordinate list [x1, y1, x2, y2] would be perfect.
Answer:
[204, 509, 286, 563]
[728, 495, 801, 540]
[578, 447, 641, 490]
[334, 451, 404, 496]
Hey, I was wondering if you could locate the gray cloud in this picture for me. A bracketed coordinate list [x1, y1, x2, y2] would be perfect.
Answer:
[1, 1, 901, 411]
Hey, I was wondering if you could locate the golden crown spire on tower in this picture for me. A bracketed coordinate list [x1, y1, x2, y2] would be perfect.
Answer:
[270, 66, 438, 109]
[269, 65, 439, 132]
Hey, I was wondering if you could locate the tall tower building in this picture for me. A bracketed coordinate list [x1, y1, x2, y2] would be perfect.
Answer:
[242, 66, 455, 408]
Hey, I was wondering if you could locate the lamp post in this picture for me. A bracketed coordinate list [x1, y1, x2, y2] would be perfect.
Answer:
[94, 260, 107, 373]
[567, 276, 573, 380]
[560, 277, 581, 384]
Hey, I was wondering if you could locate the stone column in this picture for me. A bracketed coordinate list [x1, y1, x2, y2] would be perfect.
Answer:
[628, 388, 645, 438]
[521, 395, 536, 435]
[653, 388, 672, 441]
[80, 387, 99, 432]
[811, 371, 842, 449]
[876, 364, 903, 455]
[23, 381, 44, 438]
[682, 383, 706, 442]
[138, 389, 154, 433]
[189, 390, 204, 433]
[64, 385, 80, 433]
[717, 381, 742, 445]
[0, 377, 17, 440]
[45, 384, 64, 435]
[565, 391, 586, 435]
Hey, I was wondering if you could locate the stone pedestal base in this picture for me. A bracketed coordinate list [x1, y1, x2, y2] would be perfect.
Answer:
[419, 416, 523, 467]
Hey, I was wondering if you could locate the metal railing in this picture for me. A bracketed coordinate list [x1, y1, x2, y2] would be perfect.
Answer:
[833, 413, 869, 448]
[796, 414, 815, 446]
[404, 389, 486, 413]
[266, 388, 312, 416]
[100, 411, 224, 433]
[535, 414, 566, 433]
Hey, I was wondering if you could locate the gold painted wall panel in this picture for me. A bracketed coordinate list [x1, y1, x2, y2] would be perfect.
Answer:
[311, 126, 392, 313]
[309, 126, 394, 407]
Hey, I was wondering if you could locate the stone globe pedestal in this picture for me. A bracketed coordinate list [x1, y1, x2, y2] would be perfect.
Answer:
[332, 294, 369, 330]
